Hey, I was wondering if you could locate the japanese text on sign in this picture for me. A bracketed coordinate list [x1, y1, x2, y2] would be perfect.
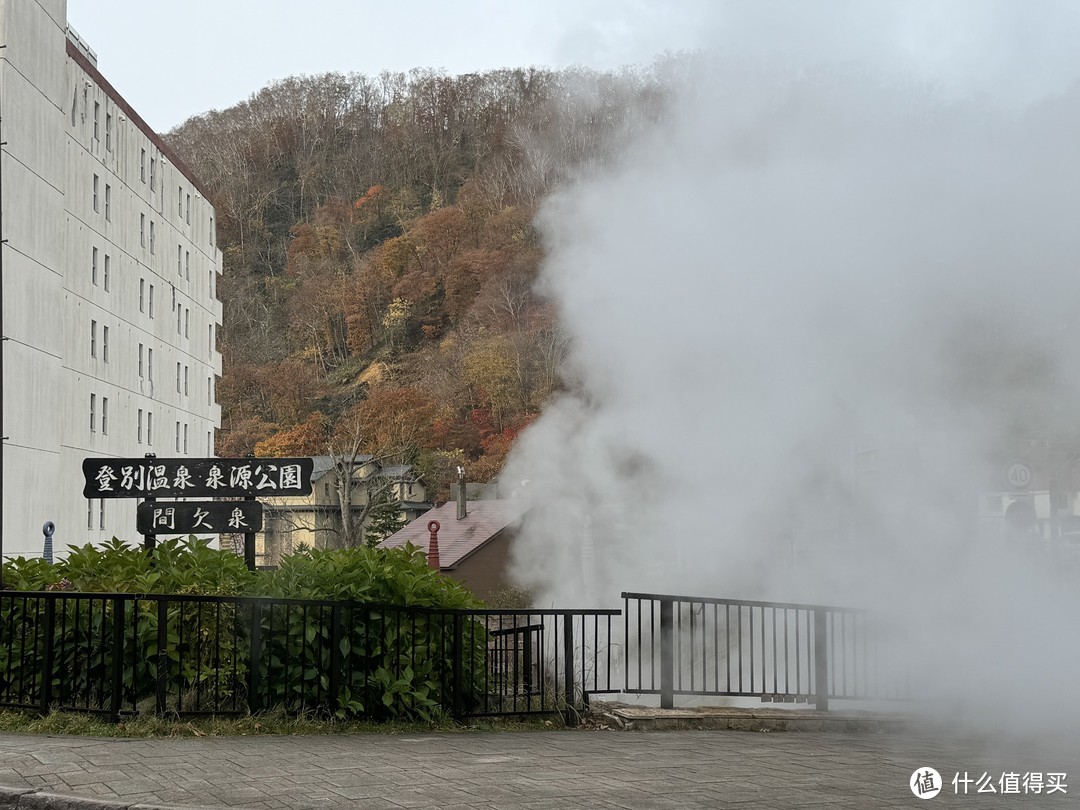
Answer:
[135, 500, 264, 535]
[83, 457, 314, 499]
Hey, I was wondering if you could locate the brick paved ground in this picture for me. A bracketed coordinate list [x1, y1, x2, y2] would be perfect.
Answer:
[1, 728, 1077, 809]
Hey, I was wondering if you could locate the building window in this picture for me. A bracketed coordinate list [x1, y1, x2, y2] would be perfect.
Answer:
[184, 308, 189, 338]
[184, 365, 189, 395]
[185, 250, 190, 280]
[149, 283, 155, 317]
[92, 247, 98, 285]
[105, 113, 112, 151]
[138, 409, 144, 443]
[147, 411, 154, 446]
[139, 278, 145, 312]
[178, 186, 183, 218]
[207, 376, 212, 405]
[101, 397, 109, 435]
[93, 175, 99, 212]
[150, 156, 156, 190]
[208, 432, 212, 454]
[186, 194, 191, 224]
[210, 216, 214, 246]
[176, 302, 182, 334]
[177, 244, 182, 276]
[208, 325, 214, 358]
[87, 498, 94, 529]
[138, 343, 144, 377]
[102, 326, 109, 363]
[147, 347, 153, 380]
[90, 393, 96, 432]
[140, 214, 146, 247]
[150, 221, 156, 254]
[90, 319, 97, 357]
[140, 148, 146, 182]
[176, 362, 181, 393]
[183, 423, 189, 454]
[99, 499, 105, 530]
[103, 255, 110, 291]
[105, 184, 111, 220]
[93, 101, 99, 141]
[175, 421, 180, 452]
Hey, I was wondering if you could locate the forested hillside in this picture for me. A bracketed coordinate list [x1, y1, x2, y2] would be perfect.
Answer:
[167, 66, 668, 499]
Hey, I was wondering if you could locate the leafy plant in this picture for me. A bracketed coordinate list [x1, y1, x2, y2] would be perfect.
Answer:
[0, 539, 488, 723]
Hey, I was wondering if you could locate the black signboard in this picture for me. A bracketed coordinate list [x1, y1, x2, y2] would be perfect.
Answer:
[82, 457, 314, 499]
[137, 501, 263, 535]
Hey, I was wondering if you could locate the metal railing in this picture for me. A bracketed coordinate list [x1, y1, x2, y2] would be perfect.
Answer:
[0, 590, 618, 723]
[449, 609, 621, 721]
[3, 587, 906, 720]
[622, 592, 907, 710]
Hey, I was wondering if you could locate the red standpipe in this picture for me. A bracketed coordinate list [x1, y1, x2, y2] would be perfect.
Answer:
[427, 520, 441, 570]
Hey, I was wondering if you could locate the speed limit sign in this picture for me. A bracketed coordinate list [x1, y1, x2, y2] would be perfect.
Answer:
[1005, 461, 1033, 490]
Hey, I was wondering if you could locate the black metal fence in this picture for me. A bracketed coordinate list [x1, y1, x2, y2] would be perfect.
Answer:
[0, 590, 618, 723]
[2, 588, 905, 721]
[622, 592, 908, 710]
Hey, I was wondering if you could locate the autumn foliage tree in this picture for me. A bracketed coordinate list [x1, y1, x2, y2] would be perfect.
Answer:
[168, 63, 666, 479]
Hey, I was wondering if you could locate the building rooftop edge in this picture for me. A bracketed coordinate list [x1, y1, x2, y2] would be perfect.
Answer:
[65, 39, 213, 200]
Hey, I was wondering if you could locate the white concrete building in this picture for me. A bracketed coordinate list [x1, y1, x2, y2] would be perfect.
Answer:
[0, 1, 222, 559]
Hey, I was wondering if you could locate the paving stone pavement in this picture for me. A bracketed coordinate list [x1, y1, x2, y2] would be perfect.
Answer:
[1, 728, 1078, 809]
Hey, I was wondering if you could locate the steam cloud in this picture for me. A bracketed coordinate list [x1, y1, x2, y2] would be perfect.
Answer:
[503, 1, 1080, 734]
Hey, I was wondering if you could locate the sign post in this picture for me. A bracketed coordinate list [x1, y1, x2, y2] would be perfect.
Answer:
[83, 457, 312, 570]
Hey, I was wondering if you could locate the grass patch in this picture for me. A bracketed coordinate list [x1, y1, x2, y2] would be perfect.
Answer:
[0, 708, 562, 738]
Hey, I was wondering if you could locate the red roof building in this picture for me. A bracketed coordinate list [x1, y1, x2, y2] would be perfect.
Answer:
[380, 499, 529, 601]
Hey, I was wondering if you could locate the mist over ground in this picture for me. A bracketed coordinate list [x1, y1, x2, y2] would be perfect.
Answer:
[502, 1, 1080, 735]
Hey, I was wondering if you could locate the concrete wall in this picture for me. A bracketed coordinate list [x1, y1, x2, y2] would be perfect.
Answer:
[0, 1, 222, 558]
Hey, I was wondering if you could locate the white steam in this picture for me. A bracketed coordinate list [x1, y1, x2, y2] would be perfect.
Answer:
[503, 2, 1080, 733]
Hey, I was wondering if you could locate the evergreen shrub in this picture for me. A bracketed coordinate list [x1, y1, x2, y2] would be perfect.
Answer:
[0, 538, 486, 722]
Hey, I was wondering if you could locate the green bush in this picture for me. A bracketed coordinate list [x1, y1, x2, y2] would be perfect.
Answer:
[0, 538, 487, 722]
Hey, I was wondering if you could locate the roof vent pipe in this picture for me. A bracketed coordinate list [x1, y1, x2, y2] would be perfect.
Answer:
[427, 520, 441, 570]
[456, 466, 467, 520]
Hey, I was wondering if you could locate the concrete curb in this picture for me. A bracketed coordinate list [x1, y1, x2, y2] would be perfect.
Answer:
[0, 786, 226, 810]
[592, 702, 911, 733]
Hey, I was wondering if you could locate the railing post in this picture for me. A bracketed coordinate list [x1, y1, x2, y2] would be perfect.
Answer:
[660, 599, 674, 709]
[109, 596, 125, 723]
[248, 601, 263, 713]
[156, 598, 168, 715]
[39, 597, 56, 714]
[814, 607, 829, 712]
[563, 615, 576, 726]
[328, 604, 342, 716]
[522, 627, 534, 697]
[451, 612, 463, 720]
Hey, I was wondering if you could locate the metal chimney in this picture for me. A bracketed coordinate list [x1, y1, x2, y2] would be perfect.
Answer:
[456, 466, 467, 520]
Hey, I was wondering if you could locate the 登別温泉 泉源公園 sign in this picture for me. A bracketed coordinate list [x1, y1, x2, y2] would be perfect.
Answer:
[82, 457, 314, 499]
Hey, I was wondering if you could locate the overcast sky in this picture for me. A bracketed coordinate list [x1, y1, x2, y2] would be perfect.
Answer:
[66, 0, 706, 132]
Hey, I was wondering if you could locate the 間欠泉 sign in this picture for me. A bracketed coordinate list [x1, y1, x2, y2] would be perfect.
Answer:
[83, 457, 314, 499]
[136, 500, 264, 534]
